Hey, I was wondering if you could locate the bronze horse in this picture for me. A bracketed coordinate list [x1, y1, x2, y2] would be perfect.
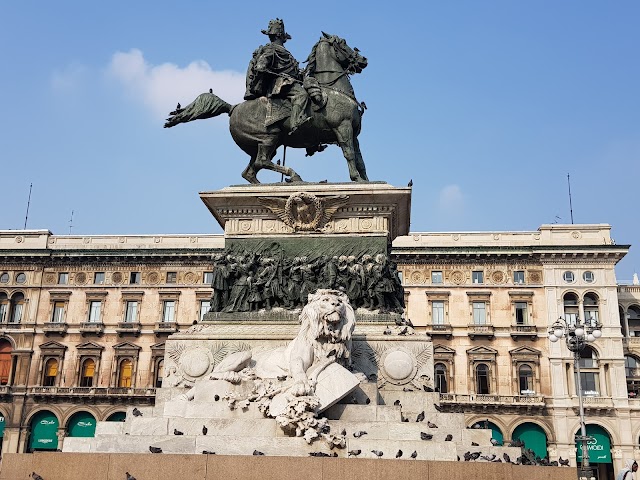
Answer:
[164, 33, 369, 184]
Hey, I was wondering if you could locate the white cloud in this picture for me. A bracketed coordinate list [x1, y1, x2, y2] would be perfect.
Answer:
[106, 49, 245, 119]
[438, 184, 464, 213]
[51, 64, 88, 91]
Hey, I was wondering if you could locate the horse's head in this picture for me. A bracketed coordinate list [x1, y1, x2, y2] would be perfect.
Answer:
[306, 33, 367, 76]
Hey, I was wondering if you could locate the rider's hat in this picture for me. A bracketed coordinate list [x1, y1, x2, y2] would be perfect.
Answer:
[262, 18, 291, 40]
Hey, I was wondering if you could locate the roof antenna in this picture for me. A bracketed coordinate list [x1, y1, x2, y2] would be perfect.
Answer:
[23, 183, 33, 229]
[69, 210, 74, 234]
[567, 173, 574, 224]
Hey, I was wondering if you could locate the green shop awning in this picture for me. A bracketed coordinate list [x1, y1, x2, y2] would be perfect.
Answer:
[67, 412, 96, 438]
[577, 424, 612, 464]
[0, 414, 5, 438]
[29, 411, 58, 451]
[513, 423, 547, 459]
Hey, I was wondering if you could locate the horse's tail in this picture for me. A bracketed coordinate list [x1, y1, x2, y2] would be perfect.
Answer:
[164, 92, 233, 128]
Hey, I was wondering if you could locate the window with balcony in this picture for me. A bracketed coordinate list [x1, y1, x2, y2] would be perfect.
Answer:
[518, 364, 534, 394]
[431, 271, 443, 284]
[432, 301, 445, 325]
[200, 300, 211, 321]
[583, 293, 599, 327]
[79, 358, 96, 387]
[94, 272, 105, 285]
[576, 346, 599, 396]
[563, 292, 579, 325]
[475, 363, 490, 394]
[472, 302, 486, 325]
[43, 358, 59, 387]
[51, 301, 66, 323]
[117, 358, 133, 388]
[513, 271, 525, 284]
[435, 362, 448, 393]
[57, 273, 69, 285]
[166, 272, 177, 284]
[124, 301, 138, 323]
[472, 271, 484, 284]
[129, 272, 141, 285]
[515, 302, 528, 325]
[88, 301, 102, 323]
[162, 301, 176, 323]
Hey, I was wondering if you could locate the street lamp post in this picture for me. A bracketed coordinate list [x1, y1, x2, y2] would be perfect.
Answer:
[549, 317, 602, 480]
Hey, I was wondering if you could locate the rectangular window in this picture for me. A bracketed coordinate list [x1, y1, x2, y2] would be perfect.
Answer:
[472, 271, 484, 284]
[124, 301, 138, 323]
[94, 272, 105, 284]
[200, 300, 211, 321]
[88, 301, 102, 323]
[51, 302, 66, 323]
[58, 273, 69, 285]
[431, 271, 443, 284]
[513, 271, 525, 284]
[130, 272, 141, 285]
[11, 303, 23, 323]
[472, 302, 486, 325]
[515, 302, 528, 325]
[163, 300, 175, 322]
[203, 272, 214, 285]
[0, 303, 8, 323]
[578, 372, 599, 396]
[166, 272, 177, 284]
[432, 301, 445, 325]
[565, 312, 578, 326]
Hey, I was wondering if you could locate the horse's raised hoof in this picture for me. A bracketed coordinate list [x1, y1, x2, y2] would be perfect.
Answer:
[242, 170, 260, 184]
[286, 173, 303, 183]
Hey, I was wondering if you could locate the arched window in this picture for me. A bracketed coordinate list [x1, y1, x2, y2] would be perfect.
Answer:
[625, 355, 640, 397]
[563, 293, 579, 325]
[577, 346, 599, 396]
[118, 359, 133, 388]
[0, 339, 12, 385]
[434, 363, 448, 393]
[155, 359, 164, 388]
[628, 306, 640, 337]
[583, 293, 599, 326]
[43, 358, 58, 387]
[9, 293, 25, 324]
[80, 358, 95, 387]
[620, 305, 628, 337]
[518, 365, 534, 395]
[0, 293, 9, 323]
[476, 363, 490, 394]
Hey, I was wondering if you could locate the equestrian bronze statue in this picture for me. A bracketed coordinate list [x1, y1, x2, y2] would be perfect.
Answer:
[164, 19, 369, 184]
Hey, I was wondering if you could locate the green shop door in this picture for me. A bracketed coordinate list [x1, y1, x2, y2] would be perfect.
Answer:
[577, 424, 612, 464]
[67, 412, 96, 438]
[512, 422, 548, 459]
[29, 411, 58, 451]
[0, 414, 5, 439]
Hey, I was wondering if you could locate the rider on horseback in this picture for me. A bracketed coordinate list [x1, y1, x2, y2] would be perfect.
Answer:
[244, 19, 323, 134]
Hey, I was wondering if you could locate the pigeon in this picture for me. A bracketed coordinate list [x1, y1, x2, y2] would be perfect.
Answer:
[395, 317, 403, 327]
[365, 397, 371, 404]
[445, 434, 453, 441]
[416, 411, 425, 422]
[202, 450, 216, 455]
[174, 428, 184, 435]
[340, 428, 347, 436]
[149, 446, 162, 454]
[427, 421, 438, 428]
[420, 432, 433, 440]
[410, 451, 417, 459]
[402, 387, 414, 392]
[126, 473, 137, 480]
[401, 416, 409, 422]
[408, 179, 413, 187]
[309, 452, 331, 457]
[253, 450, 264, 456]
[463, 451, 472, 462]
[31, 474, 44, 480]
[398, 326, 409, 335]
[383, 326, 392, 335]
[192, 320, 198, 325]
[348, 449, 361, 457]
[132, 407, 143, 417]
[395, 449, 403, 458]
[371, 450, 384, 458]
[353, 431, 367, 438]
[277, 374, 287, 381]
[469, 452, 481, 461]
[559, 457, 570, 466]
[214, 395, 220, 401]
[393, 399, 402, 407]
[481, 454, 496, 462]
[471, 442, 479, 446]
[433, 403, 443, 412]
[503, 453, 511, 464]
[209, 88, 213, 93]
[202, 425, 208, 435]
[490, 438, 499, 446]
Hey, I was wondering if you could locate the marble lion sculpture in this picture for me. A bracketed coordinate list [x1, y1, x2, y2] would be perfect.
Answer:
[187, 289, 355, 400]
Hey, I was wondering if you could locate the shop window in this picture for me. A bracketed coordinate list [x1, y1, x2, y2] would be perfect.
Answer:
[435, 362, 448, 393]
[79, 358, 96, 387]
[118, 358, 133, 388]
[43, 358, 58, 387]
[475, 363, 490, 394]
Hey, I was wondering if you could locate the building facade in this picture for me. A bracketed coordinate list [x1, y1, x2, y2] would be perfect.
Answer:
[0, 225, 634, 478]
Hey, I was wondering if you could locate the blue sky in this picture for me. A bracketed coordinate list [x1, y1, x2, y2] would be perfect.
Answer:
[1, 2, 638, 280]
